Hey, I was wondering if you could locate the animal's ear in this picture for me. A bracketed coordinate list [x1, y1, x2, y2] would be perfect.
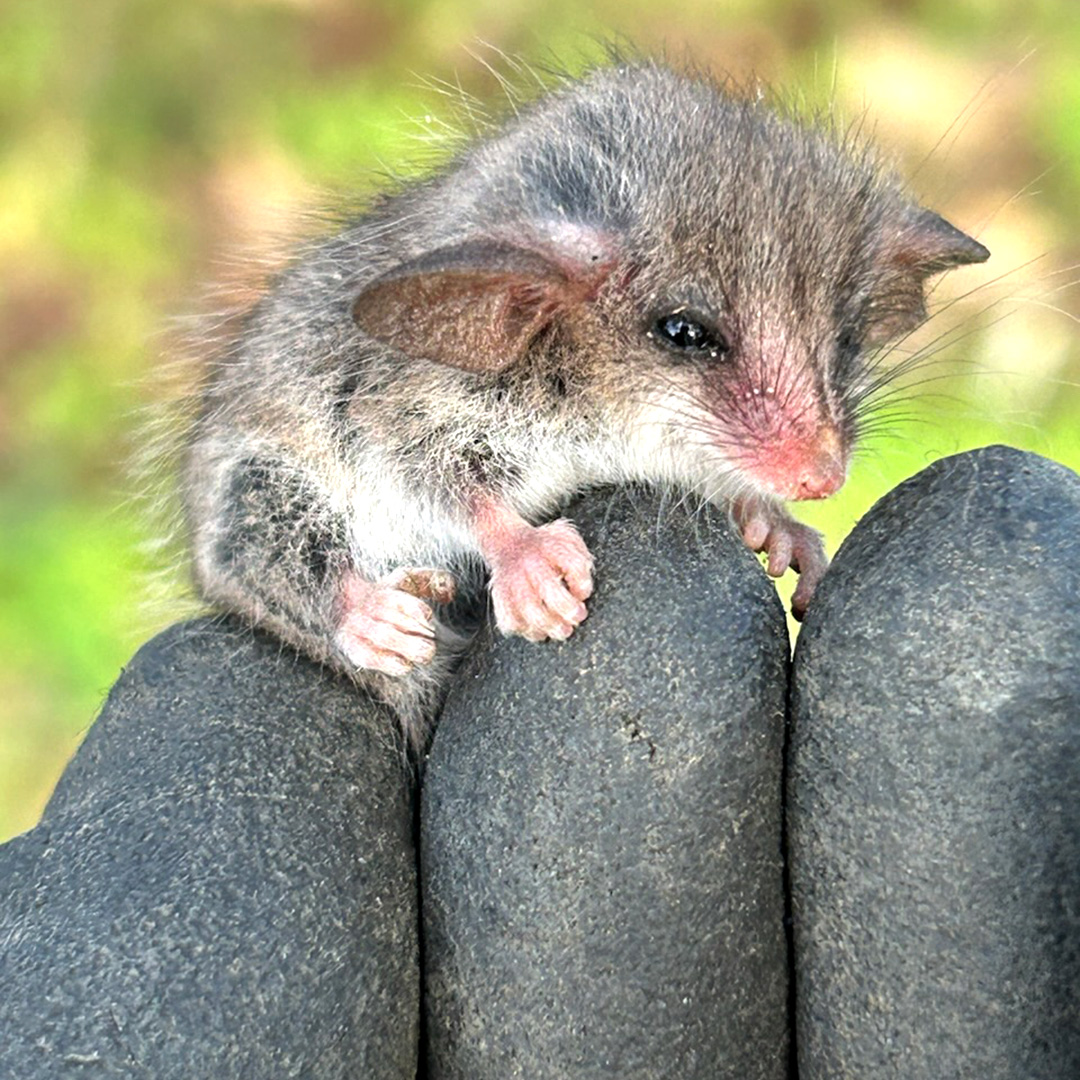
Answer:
[865, 209, 990, 344]
[352, 234, 618, 373]
[890, 208, 990, 275]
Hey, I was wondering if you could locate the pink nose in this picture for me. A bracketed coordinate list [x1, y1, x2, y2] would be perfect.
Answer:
[795, 467, 844, 500]
[789, 425, 847, 500]
[741, 423, 848, 501]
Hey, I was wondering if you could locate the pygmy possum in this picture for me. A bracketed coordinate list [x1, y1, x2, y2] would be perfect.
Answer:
[183, 60, 989, 749]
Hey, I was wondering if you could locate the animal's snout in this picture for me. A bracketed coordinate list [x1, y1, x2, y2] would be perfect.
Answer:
[793, 435, 846, 499]
[794, 470, 841, 500]
[737, 421, 848, 502]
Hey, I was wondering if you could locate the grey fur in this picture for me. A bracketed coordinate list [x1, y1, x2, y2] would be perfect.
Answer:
[183, 59, 988, 750]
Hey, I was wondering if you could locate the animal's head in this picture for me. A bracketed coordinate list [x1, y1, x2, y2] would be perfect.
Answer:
[352, 63, 988, 502]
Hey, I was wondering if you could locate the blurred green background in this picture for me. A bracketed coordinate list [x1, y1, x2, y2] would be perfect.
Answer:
[1, 0, 1078, 842]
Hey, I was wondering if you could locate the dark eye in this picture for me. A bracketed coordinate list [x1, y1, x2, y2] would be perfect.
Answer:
[651, 312, 729, 360]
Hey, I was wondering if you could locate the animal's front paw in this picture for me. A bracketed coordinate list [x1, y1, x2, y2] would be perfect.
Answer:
[736, 504, 828, 620]
[488, 519, 594, 642]
[334, 567, 455, 676]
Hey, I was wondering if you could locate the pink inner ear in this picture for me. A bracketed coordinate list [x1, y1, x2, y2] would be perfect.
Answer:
[353, 266, 559, 374]
[352, 230, 622, 374]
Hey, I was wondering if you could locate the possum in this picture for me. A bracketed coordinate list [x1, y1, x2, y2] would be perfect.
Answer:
[182, 59, 989, 750]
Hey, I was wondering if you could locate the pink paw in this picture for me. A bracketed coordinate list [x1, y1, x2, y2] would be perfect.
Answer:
[333, 567, 456, 676]
[488, 519, 594, 642]
[737, 504, 828, 620]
